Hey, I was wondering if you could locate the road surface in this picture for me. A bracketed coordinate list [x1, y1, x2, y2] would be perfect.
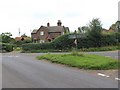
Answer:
[2, 52, 118, 88]
[86, 50, 119, 60]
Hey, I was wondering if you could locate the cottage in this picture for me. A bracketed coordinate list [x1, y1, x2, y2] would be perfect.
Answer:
[31, 20, 69, 43]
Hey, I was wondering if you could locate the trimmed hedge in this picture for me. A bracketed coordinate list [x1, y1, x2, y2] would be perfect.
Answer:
[22, 33, 119, 52]
[0, 43, 13, 52]
[51, 34, 75, 50]
[22, 42, 53, 51]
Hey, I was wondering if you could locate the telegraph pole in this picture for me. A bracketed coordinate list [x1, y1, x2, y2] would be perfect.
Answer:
[19, 28, 20, 36]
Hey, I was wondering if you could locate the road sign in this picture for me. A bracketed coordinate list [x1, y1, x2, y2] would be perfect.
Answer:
[68, 34, 85, 39]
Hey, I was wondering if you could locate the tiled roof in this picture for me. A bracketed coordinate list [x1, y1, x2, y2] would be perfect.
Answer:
[47, 26, 65, 32]
[31, 26, 69, 34]
[31, 29, 38, 34]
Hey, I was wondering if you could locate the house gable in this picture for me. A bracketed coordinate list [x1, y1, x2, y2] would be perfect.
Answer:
[31, 20, 69, 43]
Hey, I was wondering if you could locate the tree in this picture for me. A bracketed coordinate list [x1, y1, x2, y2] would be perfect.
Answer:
[108, 21, 120, 32]
[78, 26, 89, 33]
[115, 21, 120, 32]
[87, 18, 102, 47]
[0, 32, 13, 43]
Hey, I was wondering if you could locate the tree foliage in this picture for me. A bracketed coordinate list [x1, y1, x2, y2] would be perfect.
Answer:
[87, 18, 103, 47]
[78, 26, 89, 33]
[0, 32, 14, 43]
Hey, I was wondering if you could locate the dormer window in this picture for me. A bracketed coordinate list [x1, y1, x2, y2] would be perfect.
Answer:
[40, 31, 44, 35]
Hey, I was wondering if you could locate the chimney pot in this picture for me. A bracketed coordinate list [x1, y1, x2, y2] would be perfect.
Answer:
[47, 22, 50, 27]
[57, 20, 62, 26]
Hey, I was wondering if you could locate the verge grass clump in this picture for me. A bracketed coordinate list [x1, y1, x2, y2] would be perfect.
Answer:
[37, 53, 118, 70]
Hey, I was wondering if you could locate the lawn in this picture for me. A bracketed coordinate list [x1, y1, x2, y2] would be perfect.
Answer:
[37, 52, 118, 70]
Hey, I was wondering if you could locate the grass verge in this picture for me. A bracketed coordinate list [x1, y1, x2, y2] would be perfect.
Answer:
[37, 53, 118, 70]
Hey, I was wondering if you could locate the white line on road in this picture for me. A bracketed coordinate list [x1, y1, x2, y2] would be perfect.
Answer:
[97, 73, 110, 77]
[115, 78, 120, 81]
[98, 73, 120, 81]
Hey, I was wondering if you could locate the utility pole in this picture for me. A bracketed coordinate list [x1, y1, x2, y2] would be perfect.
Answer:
[19, 28, 20, 36]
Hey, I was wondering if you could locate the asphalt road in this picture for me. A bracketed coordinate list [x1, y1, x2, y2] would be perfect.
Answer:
[86, 51, 119, 60]
[2, 52, 118, 88]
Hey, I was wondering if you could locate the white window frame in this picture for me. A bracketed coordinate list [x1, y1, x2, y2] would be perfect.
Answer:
[40, 40, 45, 43]
[40, 31, 44, 35]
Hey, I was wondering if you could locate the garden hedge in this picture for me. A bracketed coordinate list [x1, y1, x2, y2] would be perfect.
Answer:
[22, 33, 119, 52]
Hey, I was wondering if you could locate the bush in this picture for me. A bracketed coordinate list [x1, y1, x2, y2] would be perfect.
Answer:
[101, 33, 118, 46]
[51, 34, 75, 50]
[0, 43, 13, 52]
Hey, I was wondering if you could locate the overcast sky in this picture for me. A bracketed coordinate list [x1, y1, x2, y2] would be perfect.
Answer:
[0, 0, 119, 37]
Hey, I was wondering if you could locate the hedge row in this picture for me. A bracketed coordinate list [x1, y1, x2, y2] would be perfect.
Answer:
[22, 33, 119, 52]
[22, 42, 52, 51]
[0, 43, 13, 52]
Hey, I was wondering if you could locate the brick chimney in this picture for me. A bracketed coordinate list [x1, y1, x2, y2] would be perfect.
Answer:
[57, 20, 62, 26]
[47, 22, 50, 27]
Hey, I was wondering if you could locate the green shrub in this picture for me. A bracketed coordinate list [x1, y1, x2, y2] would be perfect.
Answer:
[0, 43, 13, 52]
[51, 34, 75, 50]
[101, 33, 118, 46]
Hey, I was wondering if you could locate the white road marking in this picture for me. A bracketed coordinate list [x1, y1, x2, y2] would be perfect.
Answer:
[98, 73, 106, 76]
[115, 78, 120, 81]
[98, 73, 120, 81]
[106, 75, 110, 78]
[97, 73, 110, 77]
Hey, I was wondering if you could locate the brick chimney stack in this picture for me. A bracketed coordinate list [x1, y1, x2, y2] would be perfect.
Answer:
[47, 22, 50, 27]
[57, 20, 62, 26]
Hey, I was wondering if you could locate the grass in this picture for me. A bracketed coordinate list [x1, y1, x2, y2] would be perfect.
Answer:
[13, 47, 21, 51]
[79, 46, 119, 52]
[37, 52, 119, 70]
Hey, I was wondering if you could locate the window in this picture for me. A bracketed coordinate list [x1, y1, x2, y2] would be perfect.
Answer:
[40, 40, 44, 43]
[40, 31, 44, 35]
[62, 32, 64, 35]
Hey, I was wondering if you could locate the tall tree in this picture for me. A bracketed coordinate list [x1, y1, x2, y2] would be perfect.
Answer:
[87, 18, 102, 47]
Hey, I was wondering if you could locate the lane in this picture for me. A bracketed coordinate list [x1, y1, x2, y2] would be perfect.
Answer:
[86, 51, 118, 60]
[2, 53, 118, 88]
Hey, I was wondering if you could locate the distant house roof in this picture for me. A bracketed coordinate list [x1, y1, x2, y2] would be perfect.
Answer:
[31, 29, 38, 34]
[102, 28, 108, 31]
[21, 34, 27, 37]
[47, 26, 65, 32]
[15, 37, 23, 41]
[31, 26, 69, 34]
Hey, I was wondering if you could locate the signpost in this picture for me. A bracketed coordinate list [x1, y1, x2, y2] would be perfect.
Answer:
[68, 32, 85, 51]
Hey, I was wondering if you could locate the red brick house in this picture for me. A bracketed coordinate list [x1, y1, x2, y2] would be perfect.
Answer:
[31, 20, 69, 43]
